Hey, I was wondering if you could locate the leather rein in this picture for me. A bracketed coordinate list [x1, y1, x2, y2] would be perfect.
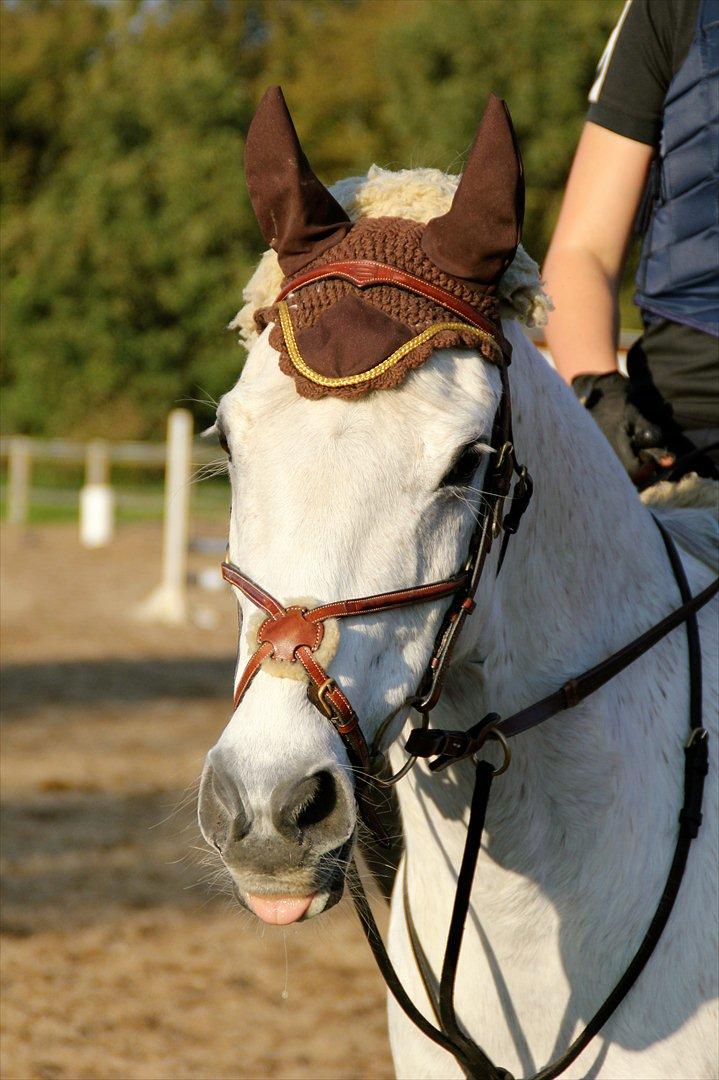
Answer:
[221, 260, 718, 1079]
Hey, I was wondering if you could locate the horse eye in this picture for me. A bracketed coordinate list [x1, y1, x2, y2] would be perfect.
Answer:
[217, 424, 231, 458]
[439, 443, 480, 489]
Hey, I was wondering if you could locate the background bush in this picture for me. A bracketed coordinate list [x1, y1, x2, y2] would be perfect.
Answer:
[1, 0, 624, 439]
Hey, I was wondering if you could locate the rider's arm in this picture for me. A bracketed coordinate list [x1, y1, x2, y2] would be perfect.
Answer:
[542, 0, 690, 385]
[542, 122, 653, 384]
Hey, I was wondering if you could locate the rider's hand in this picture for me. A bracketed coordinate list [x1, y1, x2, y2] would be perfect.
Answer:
[572, 370, 675, 481]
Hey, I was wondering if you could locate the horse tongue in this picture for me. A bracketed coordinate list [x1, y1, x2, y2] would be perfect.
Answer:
[246, 893, 314, 925]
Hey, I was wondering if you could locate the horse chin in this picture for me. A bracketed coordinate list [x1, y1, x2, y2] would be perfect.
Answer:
[303, 874, 346, 920]
[314, 869, 347, 916]
[231, 838, 353, 923]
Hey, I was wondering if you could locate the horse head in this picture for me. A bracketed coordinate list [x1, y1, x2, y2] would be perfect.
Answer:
[198, 86, 527, 924]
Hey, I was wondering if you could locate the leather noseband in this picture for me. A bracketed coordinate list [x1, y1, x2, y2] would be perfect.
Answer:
[221, 561, 469, 769]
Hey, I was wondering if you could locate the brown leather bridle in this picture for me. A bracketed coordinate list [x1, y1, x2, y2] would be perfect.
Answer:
[220, 561, 480, 835]
[222, 260, 530, 837]
[219, 259, 717, 1080]
[220, 565, 470, 772]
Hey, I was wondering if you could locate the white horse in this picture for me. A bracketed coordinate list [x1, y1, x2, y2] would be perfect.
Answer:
[199, 131, 718, 1080]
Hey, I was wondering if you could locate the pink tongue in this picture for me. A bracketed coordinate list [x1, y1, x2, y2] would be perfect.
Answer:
[246, 893, 314, 925]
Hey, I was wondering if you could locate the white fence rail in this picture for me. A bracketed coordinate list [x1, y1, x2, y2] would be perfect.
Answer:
[0, 432, 215, 470]
[1, 412, 226, 624]
[0, 423, 218, 528]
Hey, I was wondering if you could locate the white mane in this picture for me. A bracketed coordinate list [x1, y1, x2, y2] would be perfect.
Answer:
[230, 164, 552, 350]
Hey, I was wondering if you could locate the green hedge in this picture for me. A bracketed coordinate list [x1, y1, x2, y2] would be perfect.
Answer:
[1, 0, 627, 441]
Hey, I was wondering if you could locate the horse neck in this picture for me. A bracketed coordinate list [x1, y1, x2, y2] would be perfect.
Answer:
[481, 328, 673, 697]
[399, 329, 682, 895]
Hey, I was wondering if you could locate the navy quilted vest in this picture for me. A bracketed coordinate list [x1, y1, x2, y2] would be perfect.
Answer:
[635, 0, 719, 337]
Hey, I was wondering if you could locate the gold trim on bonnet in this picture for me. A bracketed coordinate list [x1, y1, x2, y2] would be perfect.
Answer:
[277, 301, 501, 388]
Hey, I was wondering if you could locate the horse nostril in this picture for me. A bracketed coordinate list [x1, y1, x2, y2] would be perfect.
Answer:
[294, 770, 338, 829]
[274, 769, 351, 845]
[198, 759, 251, 850]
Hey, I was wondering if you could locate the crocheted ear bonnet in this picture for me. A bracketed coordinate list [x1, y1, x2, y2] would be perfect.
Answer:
[244, 87, 524, 400]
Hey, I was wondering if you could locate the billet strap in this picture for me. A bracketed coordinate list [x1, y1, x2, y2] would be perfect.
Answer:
[414, 505, 496, 713]
[411, 372, 528, 714]
[275, 259, 512, 362]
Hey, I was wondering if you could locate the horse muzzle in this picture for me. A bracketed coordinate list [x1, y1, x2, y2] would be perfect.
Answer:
[198, 753, 356, 921]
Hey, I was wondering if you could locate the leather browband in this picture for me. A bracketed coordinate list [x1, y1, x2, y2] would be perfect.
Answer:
[275, 260, 511, 361]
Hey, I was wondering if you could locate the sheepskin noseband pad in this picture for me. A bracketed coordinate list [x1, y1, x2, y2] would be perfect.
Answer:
[246, 601, 340, 683]
[254, 217, 504, 400]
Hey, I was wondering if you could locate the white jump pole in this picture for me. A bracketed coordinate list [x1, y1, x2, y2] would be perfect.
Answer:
[79, 440, 115, 548]
[7, 437, 31, 526]
[136, 408, 193, 624]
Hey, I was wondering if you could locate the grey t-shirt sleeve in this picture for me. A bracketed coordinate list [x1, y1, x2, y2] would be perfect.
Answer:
[587, 0, 697, 146]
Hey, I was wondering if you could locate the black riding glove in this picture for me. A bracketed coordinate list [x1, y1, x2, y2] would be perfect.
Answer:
[572, 371, 675, 482]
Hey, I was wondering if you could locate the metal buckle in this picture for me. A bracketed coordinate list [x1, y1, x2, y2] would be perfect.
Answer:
[374, 708, 429, 787]
[479, 725, 512, 777]
[316, 678, 338, 718]
[685, 726, 708, 749]
[494, 441, 514, 472]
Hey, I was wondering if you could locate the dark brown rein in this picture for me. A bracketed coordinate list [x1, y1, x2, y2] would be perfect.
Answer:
[221, 261, 717, 1080]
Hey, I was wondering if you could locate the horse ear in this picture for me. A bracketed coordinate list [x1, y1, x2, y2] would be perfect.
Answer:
[421, 94, 524, 283]
[244, 86, 352, 276]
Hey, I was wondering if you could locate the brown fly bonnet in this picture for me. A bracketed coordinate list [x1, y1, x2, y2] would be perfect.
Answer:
[245, 87, 524, 399]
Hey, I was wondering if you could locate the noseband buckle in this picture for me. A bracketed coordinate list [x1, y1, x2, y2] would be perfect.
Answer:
[315, 677, 339, 718]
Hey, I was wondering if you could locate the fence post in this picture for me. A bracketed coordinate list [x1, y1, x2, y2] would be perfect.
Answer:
[80, 440, 115, 548]
[85, 440, 110, 485]
[7, 438, 31, 526]
[136, 409, 193, 623]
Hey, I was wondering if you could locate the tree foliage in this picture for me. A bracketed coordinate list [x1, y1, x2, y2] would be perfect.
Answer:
[1, 0, 622, 438]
